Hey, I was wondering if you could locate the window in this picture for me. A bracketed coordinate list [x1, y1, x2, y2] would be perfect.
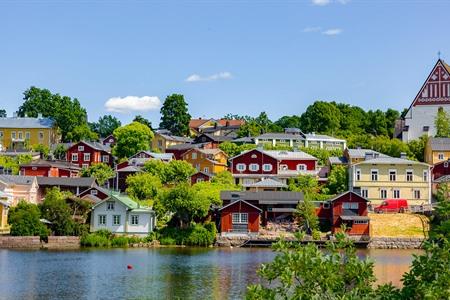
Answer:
[113, 215, 121, 225]
[262, 164, 272, 172]
[445, 162, 449, 168]
[343, 202, 359, 209]
[102, 155, 109, 163]
[18, 132, 23, 139]
[90, 189, 98, 195]
[11, 132, 16, 139]
[83, 153, 91, 161]
[78, 145, 84, 151]
[98, 215, 106, 226]
[371, 169, 378, 181]
[280, 164, 288, 171]
[0, 131, 3, 138]
[25, 132, 30, 140]
[192, 152, 197, 159]
[380, 189, 387, 199]
[423, 170, 428, 182]
[249, 164, 259, 171]
[414, 190, 421, 199]
[354, 220, 368, 224]
[323, 202, 330, 209]
[355, 169, 361, 181]
[107, 201, 115, 211]
[131, 215, 139, 225]
[196, 178, 204, 183]
[389, 170, 397, 181]
[406, 170, 413, 182]
[203, 167, 209, 173]
[232, 213, 248, 224]
[251, 154, 257, 159]
[82, 164, 89, 169]
[71, 153, 78, 161]
[297, 164, 307, 171]
[361, 189, 368, 198]
[438, 153, 445, 160]
[158, 140, 163, 147]
[393, 189, 400, 199]
[38, 131, 44, 140]
[236, 163, 246, 171]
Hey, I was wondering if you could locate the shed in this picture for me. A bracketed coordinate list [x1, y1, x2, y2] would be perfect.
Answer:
[219, 199, 261, 233]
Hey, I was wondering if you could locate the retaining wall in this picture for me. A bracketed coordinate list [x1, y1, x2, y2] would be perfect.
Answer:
[45, 236, 80, 249]
[0, 236, 81, 249]
[367, 237, 424, 249]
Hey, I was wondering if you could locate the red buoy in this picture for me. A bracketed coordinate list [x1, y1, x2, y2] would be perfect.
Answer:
[127, 265, 133, 269]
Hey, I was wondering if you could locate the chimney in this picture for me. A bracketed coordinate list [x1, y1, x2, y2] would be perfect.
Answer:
[400, 152, 407, 159]
[364, 152, 374, 161]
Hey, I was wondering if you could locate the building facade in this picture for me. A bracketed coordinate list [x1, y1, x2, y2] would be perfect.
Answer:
[151, 132, 192, 153]
[424, 137, 450, 165]
[182, 148, 228, 175]
[20, 160, 80, 177]
[66, 141, 113, 168]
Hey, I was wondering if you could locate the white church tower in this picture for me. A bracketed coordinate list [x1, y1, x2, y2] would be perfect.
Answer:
[401, 59, 450, 142]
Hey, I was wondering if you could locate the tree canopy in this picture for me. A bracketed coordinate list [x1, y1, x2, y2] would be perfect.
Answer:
[90, 115, 121, 137]
[113, 121, 154, 159]
[159, 94, 191, 136]
[80, 163, 115, 186]
[132, 115, 152, 130]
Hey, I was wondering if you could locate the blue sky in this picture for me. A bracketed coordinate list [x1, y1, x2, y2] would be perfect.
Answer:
[1, 0, 449, 126]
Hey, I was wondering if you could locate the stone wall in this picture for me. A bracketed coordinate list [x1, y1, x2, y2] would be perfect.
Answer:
[0, 236, 42, 249]
[368, 237, 425, 249]
[45, 236, 80, 249]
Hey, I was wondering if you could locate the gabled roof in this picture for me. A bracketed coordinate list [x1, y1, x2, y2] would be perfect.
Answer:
[92, 192, 154, 213]
[166, 143, 205, 151]
[243, 178, 287, 188]
[219, 198, 262, 212]
[195, 133, 235, 142]
[229, 148, 317, 161]
[346, 148, 388, 159]
[131, 151, 173, 161]
[182, 147, 227, 159]
[156, 133, 192, 143]
[0, 175, 36, 186]
[256, 132, 305, 141]
[72, 141, 111, 152]
[20, 159, 81, 170]
[189, 118, 214, 129]
[327, 191, 370, 203]
[221, 190, 304, 204]
[116, 165, 141, 173]
[428, 137, 450, 151]
[0, 117, 55, 129]
[329, 156, 348, 165]
[36, 176, 96, 187]
[192, 170, 213, 178]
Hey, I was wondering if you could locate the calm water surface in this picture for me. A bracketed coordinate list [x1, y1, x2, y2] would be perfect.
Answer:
[0, 247, 422, 300]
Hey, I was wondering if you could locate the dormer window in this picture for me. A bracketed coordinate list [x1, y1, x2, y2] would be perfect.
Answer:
[78, 145, 84, 151]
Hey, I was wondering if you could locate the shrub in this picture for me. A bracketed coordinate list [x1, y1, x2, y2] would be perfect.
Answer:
[159, 237, 177, 245]
[312, 229, 321, 240]
[80, 233, 111, 247]
[157, 223, 217, 246]
[111, 236, 129, 247]
[8, 201, 49, 239]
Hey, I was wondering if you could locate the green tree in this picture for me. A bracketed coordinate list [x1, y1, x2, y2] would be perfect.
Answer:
[80, 163, 115, 186]
[39, 187, 75, 236]
[408, 135, 428, 162]
[66, 124, 98, 142]
[385, 108, 400, 138]
[300, 101, 342, 134]
[132, 115, 152, 130]
[288, 175, 319, 193]
[430, 183, 450, 239]
[0, 154, 32, 175]
[8, 201, 49, 238]
[211, 170, 235, 186]
[336, 103, 367, 135]
[274, 115, 302, 130]
[0, 109, 6, 118]
[435, 107, 450, 138]
[31, 144, 50, 159]
[324, 165, 348, 194]
[52, 144, 68, 160]
[295, 194, 319, 232]
[113, 121, 154, 159]
[159, 94, 191, 136]
[142, 160, 169, 183]
[126, 173, 162, 204]
[366, 109, 388, 136]
[90, 115, 121, 137]
[165, 160, 196, 184]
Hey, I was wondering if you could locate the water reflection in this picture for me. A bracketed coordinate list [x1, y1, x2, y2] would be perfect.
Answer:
[0, 248, 420, 300]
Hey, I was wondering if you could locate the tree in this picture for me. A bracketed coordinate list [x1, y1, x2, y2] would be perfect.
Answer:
[52, 144, 68, 160]
[324, 165, 348, 194]
[66, 124, 98, 142]
[31, 144, 50, 159]
[435, 107, 450, 138]
[132, 115, 152, 130]
[274, 115, 302, 130]
[300, 101, 342, 134]
[0, 154, 32, 175]
[159, 94, 191, 136]
[18, 86, 89, 141]
[143, 160, 169, 183]
[126, 173, 162, 203]
[113, 122, 154, 159]
[161, 183, 211, 228]
[39, 187, 75, 236]
[295, 194, 319, 233]
[0, 109, 6, 118]
[80, 163, 115, 186]
[430, 183, 450, 240]
[288, 175, 319, 193]
[90, 115, 121, 137]
[237, 121, 263, 137]
[366, 109, 388, 136]
[165, 160, 196, 184]
[408, 135, 428, 162]
[8, 201, 49, 238]
[211, 170, 235, 186]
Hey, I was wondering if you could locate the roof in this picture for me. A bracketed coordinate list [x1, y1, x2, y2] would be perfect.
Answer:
[166, 143, 204, 151]
[256, 132, 304, 141]
[192, 171, 213, 178]
[304, 133, 345, 142]
[346, 148, 388, 159]
[219, 199, 262, 212]
[0, 117, 55, 129]
[232, 137, 254, 143]
[0, 175, 36, 185]
[353, 156, 429, 166]
[92, 192, 154, 213]
[195, 133, 235, 142]
[0, 151, 41, 158]
[243, 178, 287, 188]
[36, 176, 96, 187]
[117, 165, 141, 172]
[189, 118, 212, 129]
[340, 215, 370, 221]
[264, 150, 317, 160]
[137, 151, 174, 161]
[0, 200, 9, 207]
[428, 137, 450, 151]
[157, 133, 192, 143]
[221, 190, 304, 205]
[73, 141, 111, 152]
[433, 174, 450, 183]
[217, 119, 245, 127]
[20, 159, 81, 170]
[327, 191, 370, 203]
[329, 156, 348, 164]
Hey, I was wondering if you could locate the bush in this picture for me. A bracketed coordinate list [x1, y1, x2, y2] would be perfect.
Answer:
[80, 233, 111, 247]
[312, 229, 321, 240]
[157, 223, 217, 246]
[80, 230, 148, 248]
[159, 237, 177, 245]
[111, 236, 129, 247]
[8, 201, 49, 240]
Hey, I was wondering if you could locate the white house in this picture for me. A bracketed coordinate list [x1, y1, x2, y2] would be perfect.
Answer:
[90, 192, 156, 236]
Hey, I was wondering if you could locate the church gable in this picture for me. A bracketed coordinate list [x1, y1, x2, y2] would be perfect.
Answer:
[413, 59, 450, 106]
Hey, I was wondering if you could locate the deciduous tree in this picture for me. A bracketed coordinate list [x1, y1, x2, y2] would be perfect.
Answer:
[8, 201, 49, 238]
[90, 115, 121, 137]
[435, 107, 450, 138]
[126, 173, 162, 203]
[80, 163, 115, 186]
[113, 122, 154, 159]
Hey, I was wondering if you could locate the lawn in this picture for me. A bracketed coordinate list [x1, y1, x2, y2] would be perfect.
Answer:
[369, 213, 429, 238]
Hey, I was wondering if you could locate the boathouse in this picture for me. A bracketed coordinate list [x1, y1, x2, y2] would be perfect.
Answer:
[219, 199, 261, 234]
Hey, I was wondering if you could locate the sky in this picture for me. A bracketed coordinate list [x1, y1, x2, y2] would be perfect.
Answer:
[1, 0, 449, 126]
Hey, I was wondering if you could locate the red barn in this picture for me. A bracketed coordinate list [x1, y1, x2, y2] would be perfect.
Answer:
[66, 141, 113, 168]
[20, 160, 80, 177]
[219, 199, 261, 234]
[328, 191, 370, 236]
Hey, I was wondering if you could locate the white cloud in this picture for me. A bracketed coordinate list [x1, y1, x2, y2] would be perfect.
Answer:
[312, 0, 331, 5]
[303, 26, 322, 33]
[104, 96, 161, 113]
[322, 28, 342, 36]
[185, 72, 233, 82]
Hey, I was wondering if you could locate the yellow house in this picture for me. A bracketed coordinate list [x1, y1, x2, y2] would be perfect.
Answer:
[0, 175, 39, 205]
[0, 199, 10, 234]
[181, 148, 228, 175]
[0, 115, 59, 151]
[349, 155, 431, 205]
[424, 137, 450, 165]
[151, 132, 192, 153]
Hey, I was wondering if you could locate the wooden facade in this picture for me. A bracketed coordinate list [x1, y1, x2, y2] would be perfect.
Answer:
[20, 160, 80, 177]
[219, 199, 261, 233]
[66, 141, 113, 168]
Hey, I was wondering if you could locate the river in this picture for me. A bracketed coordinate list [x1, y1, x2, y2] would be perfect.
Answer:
[0, 247, 422, 300]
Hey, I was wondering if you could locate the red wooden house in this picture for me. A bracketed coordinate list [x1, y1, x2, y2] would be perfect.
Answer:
[166, 142, 213, 160]
[193, 133, 235, 148]
[191, 171, 212, 184]
[432, 159, 450, 193]
[219, 199, 262, 234]
[20, 160, 80, 177]
[229, 148, 318, 185]
[77, 186, 111, 203]
[66, 141, 113, 168]
[102, 135, 116, 147]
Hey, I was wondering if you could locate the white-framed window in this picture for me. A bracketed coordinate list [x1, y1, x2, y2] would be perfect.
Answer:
[393, 189, 400, 199]
[98, 215, 106, 226]
[78, 145, 84, 151]
[423, 170, 428, 182]
[192, 152, 197, 159]
[438, 153, 444, 160]
[354, 220, 368, 224]
[413, 190, 421, 199]
[83, 153, 91, 161]
[25, 132, 30, 140]
[371, 169, 378, 181]
[249, 164, 259, 171]
[90, 189, 98, 195]
[389, 169, 397, 181]
[232, 213, 248, 224]
[380, 189, 387, 199]
[102, 155, 109, 163]
[236, 163, 246, 171]
[445, 162, 449, 168]
[107, 201, 115, 211]
[355, 169, 361, 181]
[38, 131, 44, 140]
[204, 167, 209, 173]
[11, 132, 16, 139]
[361, 189, 368, 198]
[18, 131, 23, 140]
[251, 154, 257, 159]
[406, 170, 413, 182]
[297, 164, 307, 171]
[113, 215, 121, 225]
[82, 163, 89, 169]
[131, 215, 139, 225]
[343, 202, 359, 210]
[196, 178, 204, 183]
[71, 153, 78, 161]
[263, 164, 272, 172]
[243, 178, 255, 185]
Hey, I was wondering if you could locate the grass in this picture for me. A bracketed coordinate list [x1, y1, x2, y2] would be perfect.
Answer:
[369, 213, 430, 238]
